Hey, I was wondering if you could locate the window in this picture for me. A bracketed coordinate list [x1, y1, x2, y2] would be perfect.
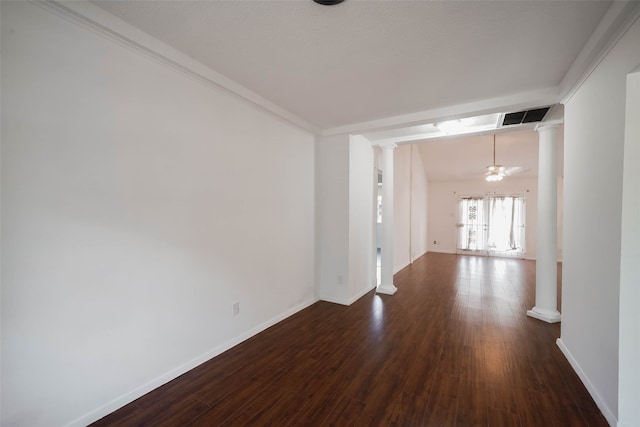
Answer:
[457, 195, 526, 258]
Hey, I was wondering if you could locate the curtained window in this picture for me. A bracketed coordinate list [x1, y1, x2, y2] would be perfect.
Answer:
[457, 195, 526, 257]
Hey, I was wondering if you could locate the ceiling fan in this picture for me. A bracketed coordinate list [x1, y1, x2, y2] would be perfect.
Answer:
[485, 134, 526, 182]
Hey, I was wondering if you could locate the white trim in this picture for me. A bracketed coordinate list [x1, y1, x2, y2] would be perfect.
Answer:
[376, 142, 398, 149]
[319, 283, 379, 306]
[410, 248, 429, 264]
[376, 284, 398, 295]
[526, 307, 561, 323]
[393, 264, 408, 274]
[556, 338, 618, 427]
[561, 2, 640, 105]
[524, 256, 561, 262]
[63, 297, 319, 427]
[31, 0, 319, 135]
[370, 121, 542, 147]
[325, 3, 640, 137]
[29, 1, 640, 139]
[323, 88, 559, 136]
[347, 284, 377, 305]
[429, 249, 457, 255]
[318, 294, 349, 306]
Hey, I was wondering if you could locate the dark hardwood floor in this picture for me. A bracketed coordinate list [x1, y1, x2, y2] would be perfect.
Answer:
[91, 253, 608, 426]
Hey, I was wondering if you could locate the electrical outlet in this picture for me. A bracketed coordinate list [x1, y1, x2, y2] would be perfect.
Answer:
[232, 301, 240, 316]
[433, 240, 437, 245]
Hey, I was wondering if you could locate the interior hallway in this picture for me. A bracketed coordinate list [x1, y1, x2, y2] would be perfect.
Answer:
[91, 253, 606, 426]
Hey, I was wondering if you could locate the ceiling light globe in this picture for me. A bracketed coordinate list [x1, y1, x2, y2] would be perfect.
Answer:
[436, 119, 463, 134]
[486, 173, 503, 182]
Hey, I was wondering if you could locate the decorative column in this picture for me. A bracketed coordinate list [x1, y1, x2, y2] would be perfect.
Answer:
[527, 124, 561, 323]
[378, 143, 397, 295]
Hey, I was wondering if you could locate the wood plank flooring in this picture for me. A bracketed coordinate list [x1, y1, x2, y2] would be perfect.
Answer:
[91, 253, 608, 426]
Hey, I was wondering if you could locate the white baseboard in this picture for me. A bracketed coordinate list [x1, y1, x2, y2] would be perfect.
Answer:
[428, 249, 457, 254]
[347, 284, 377, 305]
[410, 249, 429, 263]
[556, 338, 617, 427]
[523, 256, 563, 262]
[319, 283, 376, 306]
[393, 264, 406, 274]
[427, 250, 554, 261]
[318, 294, 349, 306]
[65, 297, 319, 427]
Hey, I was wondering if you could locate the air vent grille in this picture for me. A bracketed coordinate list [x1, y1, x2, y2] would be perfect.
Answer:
[502, 107, 551, 126]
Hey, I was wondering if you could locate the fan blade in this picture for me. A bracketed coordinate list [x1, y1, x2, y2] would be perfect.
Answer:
[485, 164, 504, 174]
[502, 166, 528, 176]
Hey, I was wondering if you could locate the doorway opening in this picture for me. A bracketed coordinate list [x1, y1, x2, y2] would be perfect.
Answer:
[456, 195, 526, 258]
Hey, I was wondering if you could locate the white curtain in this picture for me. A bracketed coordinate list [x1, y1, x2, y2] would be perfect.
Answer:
[487, 196, 525, 253]
[458, 197, 486, 251]
[458, 195, 525, 256]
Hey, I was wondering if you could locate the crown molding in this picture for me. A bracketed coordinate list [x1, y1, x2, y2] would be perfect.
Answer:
[27, 0, 638, 139]
[322, 87, 559, 137]
[323, 2, 640, 137]
[560, 1, 640, 104]
[376, 142, 398, 149]
[31, 0, 320, 135]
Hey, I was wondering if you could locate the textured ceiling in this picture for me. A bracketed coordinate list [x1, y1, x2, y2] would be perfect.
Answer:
[91, 0, 610, 130]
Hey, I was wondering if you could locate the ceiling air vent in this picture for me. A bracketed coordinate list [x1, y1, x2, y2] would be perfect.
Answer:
[502, 107, 551, 126]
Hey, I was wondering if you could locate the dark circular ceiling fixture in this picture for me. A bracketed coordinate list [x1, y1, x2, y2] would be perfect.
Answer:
[313, 0, 345, 5]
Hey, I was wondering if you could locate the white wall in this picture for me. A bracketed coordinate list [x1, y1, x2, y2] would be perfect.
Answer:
[427, 178, 546, 259]
[410, 145, 429, 262]
[394, 146, 412, 272]
[428, 177, 564, 261]
[392, 144, 429, 273]
[420, 128, 564, 262]
[619, 70, 640, 427]
[560, 16, 640, 426]
[316, 135, 350, 304]
[1, 3, 316, 426]
[316, 134, 376, 305]
[348, 136, 376, 301]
